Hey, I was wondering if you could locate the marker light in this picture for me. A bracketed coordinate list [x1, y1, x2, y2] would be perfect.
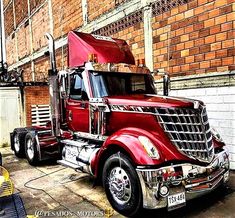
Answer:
[88, 53, 98, 63]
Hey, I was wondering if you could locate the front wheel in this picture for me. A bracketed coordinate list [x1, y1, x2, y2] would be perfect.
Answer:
[25, 133, 39, 165]
[102, 153, 142, 217]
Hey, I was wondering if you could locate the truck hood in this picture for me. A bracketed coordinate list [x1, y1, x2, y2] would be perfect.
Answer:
[105, 94, 202, 108]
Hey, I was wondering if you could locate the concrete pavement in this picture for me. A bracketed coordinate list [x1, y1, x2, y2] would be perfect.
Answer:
[0, 147, 235, 218]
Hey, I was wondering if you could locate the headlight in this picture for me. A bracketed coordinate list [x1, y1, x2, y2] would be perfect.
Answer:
[211, 128, 224, 143]
[138, 136, 160, 159]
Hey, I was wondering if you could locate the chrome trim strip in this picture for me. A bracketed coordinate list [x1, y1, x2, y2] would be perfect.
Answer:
[159, 121, 202, 126]
[171, 135, 212, 143]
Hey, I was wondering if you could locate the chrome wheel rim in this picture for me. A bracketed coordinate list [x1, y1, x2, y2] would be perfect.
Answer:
[13, 134, 20, 152]
[108, 167, 132, 205]
[26, 138, 34, 160]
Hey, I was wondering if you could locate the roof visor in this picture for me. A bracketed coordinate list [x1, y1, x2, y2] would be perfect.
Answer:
[68, 31, 135, 68]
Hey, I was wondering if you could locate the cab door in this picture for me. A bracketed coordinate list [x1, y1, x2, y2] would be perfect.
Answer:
[66, 74, 89, 132]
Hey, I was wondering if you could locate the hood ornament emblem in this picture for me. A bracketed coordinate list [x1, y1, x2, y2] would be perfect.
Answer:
[193, 101, 200, 109]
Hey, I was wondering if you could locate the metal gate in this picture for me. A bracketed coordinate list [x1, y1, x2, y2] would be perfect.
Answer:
[0, 87, 22, 146]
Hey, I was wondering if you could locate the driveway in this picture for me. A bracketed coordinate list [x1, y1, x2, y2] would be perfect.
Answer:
[1, 147, 235, 218]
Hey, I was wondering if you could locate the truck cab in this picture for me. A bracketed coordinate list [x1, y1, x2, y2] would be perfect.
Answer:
[11, 31, 230, 217]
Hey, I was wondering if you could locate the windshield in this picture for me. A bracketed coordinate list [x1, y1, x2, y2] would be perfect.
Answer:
[89, 71, 156, 98]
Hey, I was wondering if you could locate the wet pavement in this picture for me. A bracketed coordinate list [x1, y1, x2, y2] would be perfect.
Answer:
[0, 147, 235, 218]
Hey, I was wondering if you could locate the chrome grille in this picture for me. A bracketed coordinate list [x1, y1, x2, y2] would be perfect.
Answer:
[156, 106, 214, 163]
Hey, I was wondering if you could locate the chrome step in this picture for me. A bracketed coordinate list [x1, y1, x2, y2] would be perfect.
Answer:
[74, 132, 107, 142]
[58, 159, 83, 170]
[61, 139, 87, 148]
[37, 130, 52, 134]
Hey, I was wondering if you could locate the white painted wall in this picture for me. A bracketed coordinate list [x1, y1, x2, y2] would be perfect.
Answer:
[170, 86, 235, 169]
[0, 87, 22, 145]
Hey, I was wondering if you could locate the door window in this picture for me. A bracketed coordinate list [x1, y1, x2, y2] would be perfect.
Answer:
[70, 74, 88, 100]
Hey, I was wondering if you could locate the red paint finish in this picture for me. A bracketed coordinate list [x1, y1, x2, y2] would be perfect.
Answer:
[92, 95, 210, 176]
[68, 31, 135, 67]
[94, 127, 197, 177]
[66, 99, 89, 132]
[105, 94, 195, 108]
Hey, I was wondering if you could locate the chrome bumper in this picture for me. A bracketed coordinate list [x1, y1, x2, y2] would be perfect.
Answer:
[136, 150, 230, 209]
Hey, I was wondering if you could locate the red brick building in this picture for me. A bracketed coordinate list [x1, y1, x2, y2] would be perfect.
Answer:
[1, 0, 235, 168]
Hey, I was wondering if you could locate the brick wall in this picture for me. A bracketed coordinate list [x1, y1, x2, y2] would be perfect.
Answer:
[31, 3, 50, 52]
[4, 0, 234, 78]
[52, 0, 83, 39]
[17, 25, 30, 59]
[152, 0, 235, 76]
[88, 0, 115, 21]
[34, 56, 50, 81]
[24, 86, 50, 126]
[111, 22, 145, 62]
[21, 63, 33, 82]
[5, 36, 17, 65]
[14, 0, 28, 26]
[4, 1, 14, 37]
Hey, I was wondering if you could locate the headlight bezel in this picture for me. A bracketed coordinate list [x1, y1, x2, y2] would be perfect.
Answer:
[138, 136, 160, 159]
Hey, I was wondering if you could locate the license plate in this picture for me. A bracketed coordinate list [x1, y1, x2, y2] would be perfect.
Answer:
[65, 146, 79, 163]
[167, 192, 186, 211]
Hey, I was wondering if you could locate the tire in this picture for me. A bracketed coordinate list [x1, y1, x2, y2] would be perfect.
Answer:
[25, 132, 39, 166]
[12, 130, 25, 158]
[102, 153, 142, 217]
[3, 73, 10, 82]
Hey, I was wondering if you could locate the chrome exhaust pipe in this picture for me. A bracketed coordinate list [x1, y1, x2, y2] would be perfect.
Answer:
[45, 33, 60, 136]
[163, 73, 170, 96]
[45, 33, 57, 73]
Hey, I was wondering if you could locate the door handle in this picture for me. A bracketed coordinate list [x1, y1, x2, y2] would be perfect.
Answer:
[81, 102, 86, 108]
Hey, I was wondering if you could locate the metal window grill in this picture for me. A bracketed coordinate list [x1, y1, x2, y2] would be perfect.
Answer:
[93, 0, 192, 36]
[152, 0, 191, 16]
[156, 106, 214, 163]
[93, 9, 143, 36]
[115, 0, 130, 6]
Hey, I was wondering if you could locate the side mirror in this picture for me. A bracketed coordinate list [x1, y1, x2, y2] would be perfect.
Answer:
[152, 70, 170, 96]
[163, 73, 170, 96]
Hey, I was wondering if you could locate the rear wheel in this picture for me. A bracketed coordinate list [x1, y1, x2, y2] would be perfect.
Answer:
[25, 133, 39, 165]
[12, 131, 25, 158]
[102, 153, 142, 217]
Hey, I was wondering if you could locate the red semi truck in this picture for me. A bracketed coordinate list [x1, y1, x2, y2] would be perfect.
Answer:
[11, 31, 229, 216]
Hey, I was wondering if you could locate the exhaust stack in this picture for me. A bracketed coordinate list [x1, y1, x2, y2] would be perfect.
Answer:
[163, 73, 170, 96]
[45, 33, 60, 136]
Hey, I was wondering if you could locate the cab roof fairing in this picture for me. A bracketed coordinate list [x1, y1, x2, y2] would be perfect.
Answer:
[68, 31, 135, 68]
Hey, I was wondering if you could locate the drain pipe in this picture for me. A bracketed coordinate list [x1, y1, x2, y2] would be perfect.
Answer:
[153, 71, 170, 96]
[45, 33, 61, 137]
